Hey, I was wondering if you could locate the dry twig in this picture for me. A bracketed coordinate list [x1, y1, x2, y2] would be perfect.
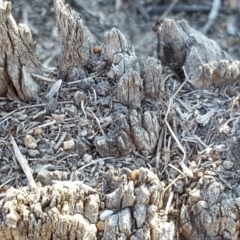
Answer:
[9, 135, 36, 190]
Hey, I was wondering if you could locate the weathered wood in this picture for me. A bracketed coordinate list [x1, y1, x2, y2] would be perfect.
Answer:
[0, 0, 42, 101]
[2, 0, 240, 239]
[102, 28, 140, 80]
[144, 57, 162, 99]
[0, 168, 171, 240]
[53, 0, 95, 80]
[116, 71, 143, 108]
[180, 175, 240, 240]
[0, 183, 98, 240]
[155, 18, 236, 88]
[93, 109, 161, 157]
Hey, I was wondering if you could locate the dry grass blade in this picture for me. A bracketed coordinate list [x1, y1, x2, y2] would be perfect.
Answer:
[165, 70, 193, 178]
[9, 135, 36, 190]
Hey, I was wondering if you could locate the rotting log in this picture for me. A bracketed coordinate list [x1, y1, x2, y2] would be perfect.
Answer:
[1, 0, 240, 239]
[0, 0, 42, 101]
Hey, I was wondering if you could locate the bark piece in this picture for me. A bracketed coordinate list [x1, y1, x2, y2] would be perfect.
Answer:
[133, 203, 147, 228]
[116, 71, 143, 108]
[156, 18, 233, 88]
[144, 57, 162, 99]
[84, 194, 100, 224]
[54, 0, 95, 80]
[102, 28, 140, 80]
[93, 109, 161, 157]
[0, 0, 41, 100]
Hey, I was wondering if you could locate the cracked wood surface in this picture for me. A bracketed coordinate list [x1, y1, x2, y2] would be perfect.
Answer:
[0, 0, 41, 101]
[1, 0, 240, 239]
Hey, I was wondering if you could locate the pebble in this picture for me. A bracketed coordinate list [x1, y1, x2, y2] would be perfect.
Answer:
[83, 154, 92, 163]
[96, 221, 105, 231]
[223, 160, 234, 170]
[81, 129, 88, 137]
[28, 149, 40, 157]
[24, 135, 37, 149]
[63, 139, 75, 150]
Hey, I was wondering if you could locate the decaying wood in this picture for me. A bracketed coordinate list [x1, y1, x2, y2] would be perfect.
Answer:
[0, 182, 98, 240]
[144, 57, 162, 99]
[54, 0, 95, 80]
[180, 174, 240, 240]
[155, 18, 239, 89]
[2, 0, 240, 239]
[0, 0, 42, 101]
[0, 168, 172, 240]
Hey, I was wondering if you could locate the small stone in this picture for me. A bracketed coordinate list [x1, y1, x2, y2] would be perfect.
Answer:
[81, 129, 88, 137]
[18, 114, 28, 121]
[93, 45, 102, 54]
[130, 170, 139, 181]
[33, 127, 43, 135]
[28, 149, 40, 157]
[83, 154, 92, 163]
[51, 113, 65, 122]
[96, 221, 105, 231]
[63, 139, 75, 150]
[196, 171, 203, 178]
[223, 160, 234, 170]
[24, 135, 37, 149]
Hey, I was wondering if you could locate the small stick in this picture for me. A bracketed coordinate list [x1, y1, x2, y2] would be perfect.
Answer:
[91, 87, 97, 104]
[88, 109, 104, 135]
[32, 73, 56, 83]
[10, 135, 36, 190]
[201, 0, 221, 34]
[81, 100, 87, 118]
[77, 157, 115, 172]
[0, 193, 6, 199]
[67, 76, 95, 85]
[54, 124, 62, 142]
[54, 132, 67, 151]
[161, 136, 171, 175]
[156, 126, 165, 169]
[159, 0, 178, 20]
[165, 191, 174, 215]
[27, 120, 56, 134]
[0, 177, 15, 189]
[163, 174, 182, 193]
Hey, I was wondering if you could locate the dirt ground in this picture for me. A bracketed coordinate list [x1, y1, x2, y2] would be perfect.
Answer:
[1, 0, 240, 239]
